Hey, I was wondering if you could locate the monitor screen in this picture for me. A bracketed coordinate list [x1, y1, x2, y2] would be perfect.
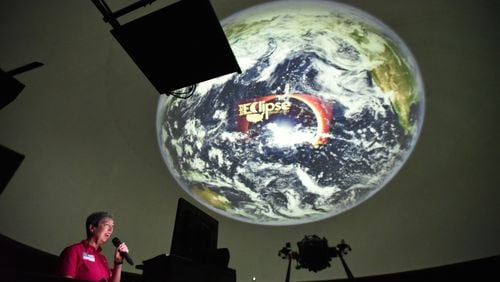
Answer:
[169, 197, 218, 264]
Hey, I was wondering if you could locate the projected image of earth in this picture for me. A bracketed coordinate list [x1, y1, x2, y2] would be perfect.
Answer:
[156, 0, 425, 225]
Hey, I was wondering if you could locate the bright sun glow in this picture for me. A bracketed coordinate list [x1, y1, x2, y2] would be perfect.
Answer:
[266, 122, 315, 147]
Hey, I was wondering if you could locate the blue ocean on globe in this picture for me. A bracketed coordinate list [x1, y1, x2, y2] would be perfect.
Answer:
[156, 0, 425, 225]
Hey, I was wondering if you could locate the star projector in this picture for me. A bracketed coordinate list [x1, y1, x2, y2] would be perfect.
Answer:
[156, 0, 425, 225]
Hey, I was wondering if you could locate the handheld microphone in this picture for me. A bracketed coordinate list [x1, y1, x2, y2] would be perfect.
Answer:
[112, 237, 134, 265]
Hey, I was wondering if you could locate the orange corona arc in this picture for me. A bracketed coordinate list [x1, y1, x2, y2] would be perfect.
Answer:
[236, 93, 333, 146]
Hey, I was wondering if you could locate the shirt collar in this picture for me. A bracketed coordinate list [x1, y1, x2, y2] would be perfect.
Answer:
[82, 239, 102, 253]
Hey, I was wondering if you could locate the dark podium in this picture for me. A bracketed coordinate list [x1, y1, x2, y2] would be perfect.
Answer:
[139, 198, 236, 282]
[140, 254, 236, 282]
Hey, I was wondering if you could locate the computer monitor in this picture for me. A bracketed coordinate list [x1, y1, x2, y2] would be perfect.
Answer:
[169, 197, 218, 264]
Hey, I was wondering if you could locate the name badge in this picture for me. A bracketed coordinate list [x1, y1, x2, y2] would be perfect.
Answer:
[83, 252, 95, 262]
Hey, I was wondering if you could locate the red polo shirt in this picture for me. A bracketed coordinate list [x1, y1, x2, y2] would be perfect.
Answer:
[58, 240, 111, 282]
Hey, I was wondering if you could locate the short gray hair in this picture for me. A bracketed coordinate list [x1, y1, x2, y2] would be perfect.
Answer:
[85, 211, 113, 238]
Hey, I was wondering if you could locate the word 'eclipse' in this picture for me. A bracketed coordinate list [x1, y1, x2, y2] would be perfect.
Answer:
[236, 94, 333, 146]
